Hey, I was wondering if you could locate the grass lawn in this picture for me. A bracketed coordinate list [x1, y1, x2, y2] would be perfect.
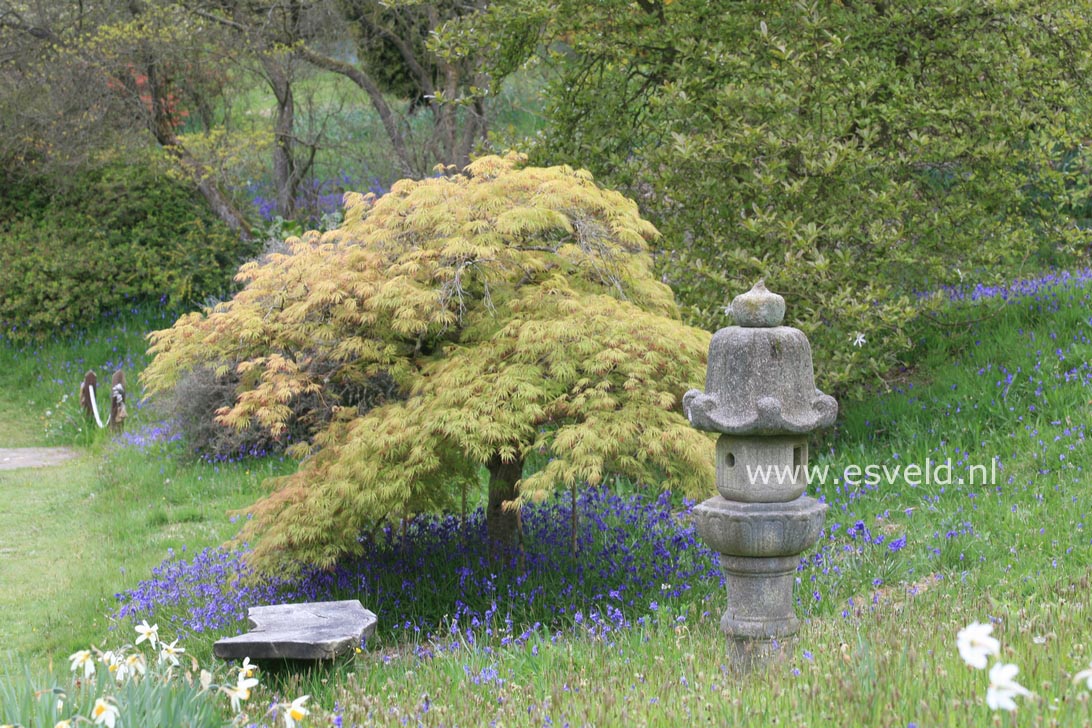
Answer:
[0, 457, 108, 654]
[0, 309, 287, 668]
[1, 271, 1092, 726]
[0, 400, 40, 447]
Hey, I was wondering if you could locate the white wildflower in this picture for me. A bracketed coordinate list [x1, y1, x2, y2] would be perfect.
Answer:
[986, 662, 1032, 711]
[956, 621, 1000, 670]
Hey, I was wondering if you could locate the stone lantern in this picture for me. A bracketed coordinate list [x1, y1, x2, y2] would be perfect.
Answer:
[683, 280, 836, 667]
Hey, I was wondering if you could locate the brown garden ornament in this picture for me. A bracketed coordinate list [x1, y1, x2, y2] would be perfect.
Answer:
[80, 369, 127, 433]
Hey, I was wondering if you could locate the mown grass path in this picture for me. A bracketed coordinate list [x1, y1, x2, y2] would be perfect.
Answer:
[0, 309, 275, 681]
[0, 342, 137, 661]
[0, 454, 118, 657]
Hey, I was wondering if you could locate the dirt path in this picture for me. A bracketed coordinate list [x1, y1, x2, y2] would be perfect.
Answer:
[0, 447, 80, 470]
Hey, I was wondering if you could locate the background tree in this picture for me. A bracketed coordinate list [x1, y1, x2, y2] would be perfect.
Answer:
[187, 0, 512, 179]
[0, 0, 259, 336]
[1, 0, 537, 233]
[519, 0, 1092, 394]
[295, 0, 491, 176]
[246, 42, 323, 222]
[0, 0, 254, 236]
[142, 153, 713, 572]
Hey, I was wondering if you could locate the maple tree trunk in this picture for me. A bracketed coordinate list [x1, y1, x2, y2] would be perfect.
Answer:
[486, 454, 522, 554]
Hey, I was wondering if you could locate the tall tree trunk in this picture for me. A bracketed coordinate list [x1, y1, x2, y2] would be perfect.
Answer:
[168, 143, 253, 239]
[454, 96, 487, 171]
[486, 454, 522, 554]
[264, 56, 299, 220]
[158, 132, 253, 241]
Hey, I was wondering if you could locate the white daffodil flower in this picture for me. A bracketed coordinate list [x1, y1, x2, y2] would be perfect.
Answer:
[238, 656, 256, 680]
[100, 650, 125, 683]
[222, 684, 245, 714]
[134, 620, 159, 648]
[986, 662, 1032, 711]
[68, 649, 95, 679]
[91, 698, 120, 728]
[1073, 661, 1092, 690]
[55, 720, 72, 728]
[223, 674, 260, 713]
[956, 621, 1000, 669]
[283, 695, 310, 728]
[124, 653, 147, 680]
[159, 639, 185, 667]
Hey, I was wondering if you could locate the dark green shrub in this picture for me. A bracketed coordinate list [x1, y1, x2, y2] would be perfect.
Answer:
[0, 152, 258, 340]
[521, 0, 1092, 396]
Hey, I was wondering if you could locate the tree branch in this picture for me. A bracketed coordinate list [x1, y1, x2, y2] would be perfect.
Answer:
[295, 42, 414, 177]
[359, 12, 435, 98]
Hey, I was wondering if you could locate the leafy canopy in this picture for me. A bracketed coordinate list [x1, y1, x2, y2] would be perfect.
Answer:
[521, 0, 1092, 395]
[143, 153, 713, 571]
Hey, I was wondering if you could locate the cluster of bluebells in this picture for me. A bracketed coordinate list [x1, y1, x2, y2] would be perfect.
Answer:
[117, 487, 909, 650]
[939, 268, 1092, 303]
[118, 421, 183, 452]
[245, 173, 388, 227]
[198, 441, 279, 465]
[117, 490, 724, 644]
[117, 547, 290, 634]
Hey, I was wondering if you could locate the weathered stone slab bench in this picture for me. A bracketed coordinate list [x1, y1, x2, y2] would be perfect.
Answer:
[213, 600, 377, 661]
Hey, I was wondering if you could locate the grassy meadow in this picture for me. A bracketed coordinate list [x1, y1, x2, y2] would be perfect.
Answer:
[1, 271, 1091, 726]
[0, 307, 290, 657]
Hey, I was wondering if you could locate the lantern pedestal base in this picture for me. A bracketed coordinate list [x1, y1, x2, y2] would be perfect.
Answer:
[694, 495, 827, 670]
[725, 635, 792, 673]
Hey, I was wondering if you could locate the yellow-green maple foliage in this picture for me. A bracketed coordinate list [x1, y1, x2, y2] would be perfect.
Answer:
[143, 152, 713, 572]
